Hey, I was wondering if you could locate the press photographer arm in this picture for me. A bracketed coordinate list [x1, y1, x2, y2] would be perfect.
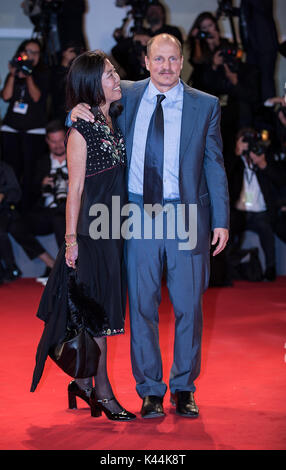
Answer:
[2, 58, 41, 103]
[188, 28, 203, 64]
[1, 69, 16, 101]
[2, 71, 41, 103]
[235, 135, 249, 156]
[25, 74, 41, 102]
[236, 133, 285, 186]
[249, 151, 267, 170]
[42, 176, 55, 188]
[236, 135, 267, 168]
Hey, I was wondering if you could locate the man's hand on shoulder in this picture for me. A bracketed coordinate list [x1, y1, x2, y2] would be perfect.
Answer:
[211, 228, 229, 256]
[71, 103, 94, 123]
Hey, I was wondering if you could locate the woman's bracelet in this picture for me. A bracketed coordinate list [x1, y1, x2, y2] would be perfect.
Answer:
[66, 241, 77, 248]
[65, 240, 78, 248]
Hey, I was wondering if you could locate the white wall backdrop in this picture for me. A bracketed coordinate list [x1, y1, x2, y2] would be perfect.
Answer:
[0, 0, 286, 118]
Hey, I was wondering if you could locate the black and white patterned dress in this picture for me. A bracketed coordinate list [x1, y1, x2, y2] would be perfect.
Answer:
[38, 109, 128, 338]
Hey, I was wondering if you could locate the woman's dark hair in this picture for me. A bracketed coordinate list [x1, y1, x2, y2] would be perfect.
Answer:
[15, 39, 44, 70]
[66, 50, 122, 117]
[188, 12, 221, 65]
[189, 12, 220, 39]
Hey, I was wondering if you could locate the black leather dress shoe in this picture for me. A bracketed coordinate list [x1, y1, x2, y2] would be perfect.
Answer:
[171, 391, 199, 418]
[141, 395, 165, 418]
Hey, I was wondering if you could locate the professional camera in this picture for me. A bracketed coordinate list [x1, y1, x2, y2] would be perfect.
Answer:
[22, 0, 64, 25]
[195, 30, 212, 40]
[216, 0, 240, 19]
[22, 1, 64, 65]
[42, 167, 68, 208]
[242, 130, 270, 157]
[9, 54, 34, 76]
[115, 0, 159, 34]
[42, 0, 64, 12]
[218, 44, 243, 72]
[116, 0, 148, 33]
[216, 0, 240, 49]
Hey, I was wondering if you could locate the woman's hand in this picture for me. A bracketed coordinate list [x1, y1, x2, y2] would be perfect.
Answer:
[249, 151, 267, 170]
[65, 244, 78, 269]
[8, 63, 17, 76]
[71, 103, 94, 123]
[42, 176, 54, 188]
[235, 136, 248, 156]
[224, 63, 238, 86]
[212, 50, 223, 70]
[190, 27, 199, 38]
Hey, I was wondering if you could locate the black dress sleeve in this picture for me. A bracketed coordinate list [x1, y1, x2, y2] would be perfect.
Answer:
[70, 118, 90, 142]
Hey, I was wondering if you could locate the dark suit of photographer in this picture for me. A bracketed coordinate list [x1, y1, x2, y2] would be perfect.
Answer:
[0, 161, 54, 280]
[50, 42, 83, 123]
[112, 31, 152, 81]
[26, 121, 67, 248]
[228, 130, 282, 280]
[240, 0, 279, 102]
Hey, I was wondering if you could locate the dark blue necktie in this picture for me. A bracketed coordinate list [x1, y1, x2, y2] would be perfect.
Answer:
[143, 94, 166, 206]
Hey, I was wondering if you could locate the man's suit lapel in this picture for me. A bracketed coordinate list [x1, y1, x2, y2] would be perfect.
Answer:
[179, 83, 199, 165]
[125, 78, 150, 166]
[124, 79, 198, 167]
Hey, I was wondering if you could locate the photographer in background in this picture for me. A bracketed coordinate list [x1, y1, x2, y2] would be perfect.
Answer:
[188, 11, 223, 72]
[145, 2, 182, 43]
[227, 128, 284, 281]
[21, 0, 87, 65]
[187, 12, 260, 170]
[50, 41, 84, 122]
[25, 120, 67, 249]
[112, 27, 151, 80]
[112, 1, 182, 81]
[0, 39, 50, 211]
[0, 161, 55, 282]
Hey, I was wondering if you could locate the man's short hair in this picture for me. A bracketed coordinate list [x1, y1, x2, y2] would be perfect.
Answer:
[46, 120, 66, 135]
[146, 34, 183, 58]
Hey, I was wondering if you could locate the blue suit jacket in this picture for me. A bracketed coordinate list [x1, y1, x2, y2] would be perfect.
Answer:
[116, 78, 229, 254]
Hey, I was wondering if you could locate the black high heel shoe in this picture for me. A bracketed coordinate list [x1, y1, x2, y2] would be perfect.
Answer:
[68, 380, 92, 409]
[89, 389, 136, 421]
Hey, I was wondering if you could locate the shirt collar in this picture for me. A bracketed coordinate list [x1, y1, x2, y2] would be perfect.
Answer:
[147, 78, 183, 102]
[50, 153, 67, 168]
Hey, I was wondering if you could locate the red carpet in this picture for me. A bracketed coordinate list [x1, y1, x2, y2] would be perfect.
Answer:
[0, 277, 285, 450]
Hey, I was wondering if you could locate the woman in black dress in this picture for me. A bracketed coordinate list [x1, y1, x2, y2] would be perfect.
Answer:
[0, 39, 50, 211]
[31, 50, 136, 421]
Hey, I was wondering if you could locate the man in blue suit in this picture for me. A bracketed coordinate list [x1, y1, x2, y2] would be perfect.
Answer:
[71, 34, 229, 418]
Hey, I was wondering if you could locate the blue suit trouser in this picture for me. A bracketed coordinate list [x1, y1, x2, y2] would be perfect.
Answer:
[125, 193, 210, 398]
